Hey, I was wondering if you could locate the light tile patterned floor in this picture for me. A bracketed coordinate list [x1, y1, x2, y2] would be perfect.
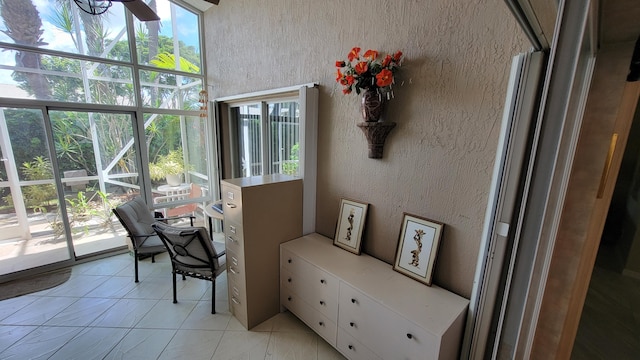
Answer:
[0, 252, 346, 360]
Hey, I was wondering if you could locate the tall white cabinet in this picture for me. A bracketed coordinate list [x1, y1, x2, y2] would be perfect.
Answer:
[222, 174, 303, 329]
[281, 233, 469, 360]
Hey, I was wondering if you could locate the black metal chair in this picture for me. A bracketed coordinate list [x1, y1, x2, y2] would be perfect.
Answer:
[113, 196, 194, 282]
[152, 222, 226, 314]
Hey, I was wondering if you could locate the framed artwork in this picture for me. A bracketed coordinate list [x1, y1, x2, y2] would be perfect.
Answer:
[334, 199, 369, 254]
[393, 213, 444, 286]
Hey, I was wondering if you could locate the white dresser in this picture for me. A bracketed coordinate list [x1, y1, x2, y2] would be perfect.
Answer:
[280, 233, 469, 360]
[222, 174, 303, 329]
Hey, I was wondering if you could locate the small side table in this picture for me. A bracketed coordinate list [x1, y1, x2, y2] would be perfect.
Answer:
[203, 200, 224, 239]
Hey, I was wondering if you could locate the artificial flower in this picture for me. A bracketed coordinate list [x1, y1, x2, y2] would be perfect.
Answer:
[334, 47, 403, 96]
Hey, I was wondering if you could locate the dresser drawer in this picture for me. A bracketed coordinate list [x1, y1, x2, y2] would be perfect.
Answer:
[226, 249, 245, 288]
[281, 287, 337, 346]
[221, 185, 242, 223]
[224, 221, 244, 254]
[339, 282, 438, 360]
[230, 290, 247, 326]
[281, 250, 339, 320]
[336, 327, 382, 360]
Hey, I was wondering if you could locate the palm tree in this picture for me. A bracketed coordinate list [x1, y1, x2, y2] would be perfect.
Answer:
[0, 0, 51, 99]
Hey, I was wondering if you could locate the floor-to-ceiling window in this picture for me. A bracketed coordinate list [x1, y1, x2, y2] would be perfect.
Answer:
[0, 0, 213, 278]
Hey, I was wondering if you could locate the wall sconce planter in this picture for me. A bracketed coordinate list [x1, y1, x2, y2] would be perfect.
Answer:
[357, 122, 396, 159]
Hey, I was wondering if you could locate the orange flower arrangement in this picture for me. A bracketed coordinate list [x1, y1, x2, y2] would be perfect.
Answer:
[335, 47, 403, 96]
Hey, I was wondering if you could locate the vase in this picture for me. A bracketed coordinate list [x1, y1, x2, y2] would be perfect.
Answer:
[360, 90, 385, 122]
[357, 122, 397, 158]
[165, 174, 182, 186]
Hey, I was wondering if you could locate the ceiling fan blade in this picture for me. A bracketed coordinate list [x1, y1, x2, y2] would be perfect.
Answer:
[119, 0, 160, 21]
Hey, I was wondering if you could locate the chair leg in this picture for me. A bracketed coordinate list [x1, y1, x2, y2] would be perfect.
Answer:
[151, 254, 156, 263]
[134, 249, 139, 283]
[173, 272, 178, 304]
[211, 280, 216, 314]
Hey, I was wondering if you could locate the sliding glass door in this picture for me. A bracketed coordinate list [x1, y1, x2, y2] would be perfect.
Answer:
[0, 107, 70, 275]
[48, 110, 139, 257]
[0, 106, 143, 276]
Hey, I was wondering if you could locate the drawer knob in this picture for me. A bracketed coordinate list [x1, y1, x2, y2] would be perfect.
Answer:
[351, 298, 357, 304]
[288, 296, 292, 301]
[319, 300, 325, 306]
[226, 202, 237, 208]
[320, 279, 325, 284]
[407, 333, 413, 339]
[348, 345, 354, 350]
[288, 259, 292, 263]
[349, 322, 355, 327]
[319, 321, 324, 326]
[287, 277, 292, 283]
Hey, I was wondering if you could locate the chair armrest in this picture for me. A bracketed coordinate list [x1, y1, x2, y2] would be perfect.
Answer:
[157, 215, 195, 226]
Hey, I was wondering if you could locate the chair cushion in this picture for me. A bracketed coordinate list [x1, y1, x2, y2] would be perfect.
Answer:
[114, 196, 156, 237]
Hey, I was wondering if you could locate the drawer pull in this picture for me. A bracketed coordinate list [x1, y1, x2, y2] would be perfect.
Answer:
[229, 225, 236, 233]
[232, 287, 240, 296]
[351, 298, 357, 304]
[228, 236, 236, 243]
[232, 257, 238, 266]
[226, 202, 237, 208]
[229, 267, 239, 274]
[348, 345, 354, 350]
[231, 297, 240, 305]
[318, 321, 324, 326]
[349, 322, 355, 327]
[320, 279, 325, 284]
[287, 277, 292, 283]
[319, 300, 325, 306]
[406, 333, 413, 339]
[287, 296, 292, 301]
[287, 258, 292, 263]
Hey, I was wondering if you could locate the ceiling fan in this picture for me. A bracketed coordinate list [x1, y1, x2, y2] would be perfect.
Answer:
[73, 0, 220, 22]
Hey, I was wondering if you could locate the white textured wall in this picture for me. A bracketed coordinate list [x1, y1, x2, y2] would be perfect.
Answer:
[204, 0, 528, 298]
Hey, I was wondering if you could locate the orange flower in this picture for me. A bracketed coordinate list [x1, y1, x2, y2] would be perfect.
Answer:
[375, 69, 393, 87]
[347, 47, 361, 62]
[345, 75, 355, 85]
[336, 69, 343, 82]
[393, 51, 403, 62]
[381, 54, 392, 67]
[335, 61, 345, 68]
[342, 88, 352, 94]
[363, 49, 378, 60]
[354, 61, 368, 74]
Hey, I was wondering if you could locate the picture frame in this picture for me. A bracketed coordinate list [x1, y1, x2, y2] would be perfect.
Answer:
[333, 198, 369, 255]
[393, 213, 444, 286]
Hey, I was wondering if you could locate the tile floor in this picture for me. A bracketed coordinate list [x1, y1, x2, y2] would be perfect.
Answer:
[0, 252, 346, 360]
